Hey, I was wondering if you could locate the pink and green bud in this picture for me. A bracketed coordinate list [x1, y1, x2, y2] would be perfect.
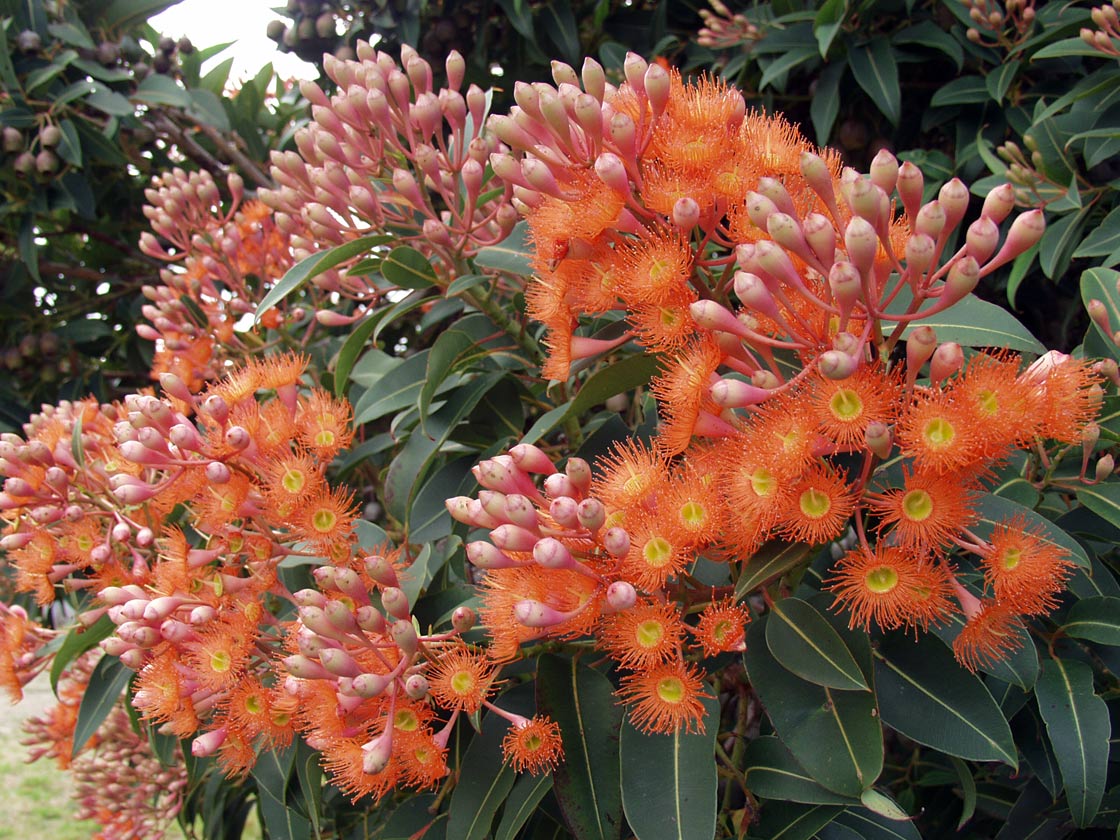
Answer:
[381, 587, 411, 621]
[745, 191, 779, 230]
[191, 728, 228, 758]
[1089, 299, 1111, 336]
[800, 151, 839, 216]
[803, 213, 837, 268]
[980, 209, 1046, 276]
[466, 541, 521, 570]
[943, 256, 980, 306]
[533, 537, 575, 569]
[283, 654, 334, 681]
[577, 498, 606, 532]
[602, 526, 630, 557]
[865, 422, 893, 459]
[551, 60, 580, 87]
[819, 350, 858, 380]
[550, 496, 580, 528]
[582, 57, 607, 102]
[391, 619, 418, 657]
[623, 53, 648, 96]
[1097, 454, 1116, 483]
[505, 494, 541, 532]
[673, 197, 701, 230]
[757, 177, 796, 217]
[829, 260, 863, 316]
[362, 732, 394, 774]
[915, 201, 946, 239]
[711, 378, 772, 408]
[844, 216, 879, 274]
[514, 599, 576, 628]
[733, 271, 780, 320]
[606, 581, 638, 611]
[364, 554, 399, 587]
[452, 606, 477, 632]
[904, 234, 936, 275]
[405, 674, 430, 700]
[982, 183, 1016, 223]
[594, 152, 631, 195]
[351, 672, 392, 698]
[645, 62, 671, 117]
[906, 326, 938, 379]
[966, 216, 1000, 263]
[320, 648, 363, 678]
[938, 178, 970, 233]
[930, 342, 964, 384]
[691, 299, 751, 337]
[869, 149, 899, 194]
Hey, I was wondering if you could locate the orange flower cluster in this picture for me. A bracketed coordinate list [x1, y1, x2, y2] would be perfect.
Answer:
[448, 444, 749, 735]
[1, 352, 564, 799]
[138, 168, 308, 390]
[21, 652, 187, 839]
[471, 55, 1106, 678]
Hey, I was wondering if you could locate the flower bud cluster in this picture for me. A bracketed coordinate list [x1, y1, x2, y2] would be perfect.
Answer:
[696, 0, 762, 50]
[260, 43, 516, 294]
[1081, 1, 1120, 56]
[960, 0, 1037, 45]
[138, 168, 309, 390]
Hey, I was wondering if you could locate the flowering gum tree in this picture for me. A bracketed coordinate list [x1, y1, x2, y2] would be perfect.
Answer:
[2, 42, 1119, 840]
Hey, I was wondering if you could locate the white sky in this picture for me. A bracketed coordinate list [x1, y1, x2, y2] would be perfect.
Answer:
[151, 0, 318, 83]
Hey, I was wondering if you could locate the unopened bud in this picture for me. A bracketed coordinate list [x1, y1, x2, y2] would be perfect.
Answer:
[819, 350, 858, 380]
[405, 673, 429, 699]
[673, 197, 700, 230]
[381, 587, 411, 621]
[938, 178, 970, 233]
[390, 619, 418, 657]
[865, 422, 893, 459]
[965, 217, 1000, 263]
[362, 732, 393, 774]
[576, 498, 606, 531]
[982, 184, 1016, 223]
[929, 342, 964, 384]
[869, 149, 899, 194]
[1096, 454, 1115, 483]
[844, 216, 878, 275]
[606, 581, 637, 611]
[944, 256, 980, 306]
[452, 606, 477, 632]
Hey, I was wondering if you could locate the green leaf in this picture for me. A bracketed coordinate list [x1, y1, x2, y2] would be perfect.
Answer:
[55, 119, 82, 168]
[541, 0, 580, 63]
[985, 60, 1021, 103]
[50, 615, 115, 696]
[1040, 206, 1093, 280]
[447, 273, 491, 296]
[332, 311, 386, 398]
[1006, 241, 1040, 308]
[446, 702, 525, 840]
[759, 45, 819, 91]
[848, 40, 900, 124]
[949, 756, 978, 829]
[85, 86, 134, 117]
[494, 774, 553, 840]
[744, 737, 859, 805]
[382, 245, 438, 290]
[859, 789, 909, 821]
[886, 285, 1044, 353]
[47, 21, 95, 49]
[765, 597, 869, 691]
[1035, 657, 1110, 827]
[751, 803, 845, 840]
[893, 21, 963, 70]
[536, 656, 623, 840]
[474, 221, 533, 275]
[828, 807, 922, 839]
[72, 655, 132, 757]
[813, 0, 848, 57]
[930, 76, 989, 107]
[973, 493, 1089, 568]
[252, 745, 312, 840]
[620, 695, 720, 840]
[255, 234, 391, 323]
[1074, 212, 1120, 263]
[873, 632, 1017, 766]
[1075, 482, 1120, 535]
[352, 350, 434, 425]
[745, 620, 883, 797]
[810, 61, 845, 145]
[1061, 595, 1120, 645]
[521, 354, 659, 443]
[186, 88, 230, 132]
[100, 0, 184, 29]
[133, 73, 192, 108]
[735, 541, 815, 599]
[1032, 37, 1113, 59]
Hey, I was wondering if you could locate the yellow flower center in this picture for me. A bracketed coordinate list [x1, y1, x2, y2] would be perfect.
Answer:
[978, 389, 999, 417]
[281, 468, 306, 494]
[829, 388, 864, 422]
[636, 620, 665, 649]
[799, 487, 831, 520]
[643, 536, 673, 568]
[901, 489, 933, 522]
[244, 694, 265, 715]
[656, 677, 685, 705]
[312, 508, 337, 533]
[209, 649, 232, 673]
[450, 671, 475, 696]
[522, 732, 544, 752]
[1002, 547, 1022, 571]
[750, 467, 776, 497]
[922, 417, 955, 449]
[314, 428, 336, 448]
[395, 709, 420, 731]
[680, 500, 707, 528]
[865, 565, 899, 594]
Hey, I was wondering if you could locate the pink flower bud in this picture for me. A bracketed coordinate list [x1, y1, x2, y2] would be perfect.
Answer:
[711, 378, 772, 408]
[582, 57, 607, 102]
[829, 261, 863, 315]
[577, 498, 606, 532]
[192, 728, 228, 758]
[363, 554, 399, 587]
[623, 52, 648, 96]
[381, 587, 411, 621]
[645, 62, 670, 117]
[391, 619, 418, 657]
[606, 581, 638, 612]
[979, 209, 1045, 276]
[819, 350, 858, 380]
[565, 458, 592, 492]
[844, 216, 878, 275]
[1089, 299, 1111, 336]
[869, 149, 899, 194]
[466, 541, 521, 569]
[906, 326, 938, 374]
[846, 177, 881, 226]
[510, 443, 557, 474]
[930, 342, 964, 384]
[551, 60, 579, 87]
[982, 184, 1015, 223]
[452, 606, 477, 632]
[904, 234, 936, 275]
[733, 271, 780, 320]
[1096, 454, 1115, 483]
[533, 537, 574, 569]
[865, 422, 893, 459]
[544, 473, 578, 499]
[320, 648, 363, 678]
[943, 256, 980, 306]
[113, 483, 158, 505]
[965, 216, 1000, 263]
[351, 672, 392, 698]
[757, 177, 796, 217]
[362, 732, 394, 774]
[550, 496, 580, 528]
[491, 524, 541, 552]
[800, 151, 838, 216]
[514, 599, 573, 628]
[205, 461, 231, 484]
[745, 191, 778, 231]
[159, 372, 194, 403]
[594, 152, 630, 195]
[915, 201, 946, 239]
[690, 299, 750, 337]
[673, 197, 700, 230]
[938, 178, 970, 233]
[803, 213, 837, 268]
[602, 526, 630, 557]
[405, 674, 430, 700]
[283, 654, 333, 680]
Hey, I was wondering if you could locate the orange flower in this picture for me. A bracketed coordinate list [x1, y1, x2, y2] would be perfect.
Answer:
[896, 391, 986, 474]
[628, 287, 700, 352]
[295, 485, 357, 555]
[619, 514, 692, 591]
[428, 646, 497, 713]
[297, 389, 354, 460]
[618, 661, 711, 735]
[320, 736, 400, 803]
[692, 597, 750, 656]
[614, 228, 694, 308]
[592, 439, 669, 514]
[809, 365, 900, 450]
[396, 728, 449, 788]
[1030, 355, 1102, 444]
[952, 599, 1023, 672]
[869, 468, 978, 552]
[502, 715, 564, 774]
[264, 450, 326, 517]
[827, 546, 955, 632]
[651, 337, 725, 456]
[184, 613, 257, 693]
[714, 436, 792, 560]
[600, 601, 686, 669]
[746, 393, 821, 480]
[953, 351, 1038, 453]
[662, 467, 724, 550]
[775, 463, 855, 545]
[980, 515, 1075, 615]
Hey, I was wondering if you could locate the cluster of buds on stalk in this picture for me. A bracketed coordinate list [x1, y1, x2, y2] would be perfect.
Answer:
[0, 602, 54, 701]
[260, 43, 518, 300]
[138, 167, 311, 390]
[696, 0, 762, 51]
[448, 444, 751, 734]
[21, 652, 187, 839]
[486, 58, 1109, 675]
[960, 0, 1037, 45]
[1081, 1, 1120, 56]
